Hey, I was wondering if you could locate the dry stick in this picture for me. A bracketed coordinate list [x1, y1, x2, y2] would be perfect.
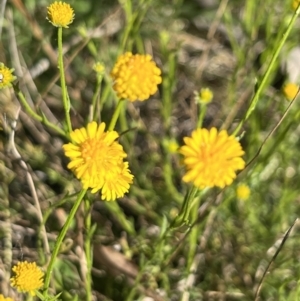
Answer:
[0, 0, 7, 38]
[195, 0, 229, 79]
[221, 86, 253, 130]
[245, 87, 299, 168]
[254, 218, 299, 300]
[7, 107, 50, 257]
[7, 8, 65, 136]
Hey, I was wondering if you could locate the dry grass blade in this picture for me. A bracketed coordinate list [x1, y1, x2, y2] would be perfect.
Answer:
[254, 218, 299, 300]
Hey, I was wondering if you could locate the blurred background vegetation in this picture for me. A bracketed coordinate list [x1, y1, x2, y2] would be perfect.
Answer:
[2, 0, 300, 300]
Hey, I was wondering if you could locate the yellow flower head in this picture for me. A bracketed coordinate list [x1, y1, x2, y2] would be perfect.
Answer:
[110, 52, 162, 102]
[236, 184, 250, 201]
[282, 82, 299, 101]
[10, 261, 44, 296]
[93, 62, 105, 75]
[0, 295, 13, 301]
[47, 1, 74, 28]
[179, 128, 245, 189]
[0, 63, 16, 89]
[195, 88, 213, 104]
[63, 122, 134, 201]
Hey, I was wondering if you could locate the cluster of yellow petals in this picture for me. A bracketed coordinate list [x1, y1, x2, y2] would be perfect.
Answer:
[0, 63, 16, 89]
[195, 87, 213, 104]
[0, 295, 13, 301]
[179, 128, 245, 189]
[236, 184, 250, 201]
[93, 62, 105, 75]
[47, 1, 74, 28]
[111, 52, 162, 102]
[63, 122, 133, 201]
[10, 261, 44, 296]
[282, 82, 299, 101]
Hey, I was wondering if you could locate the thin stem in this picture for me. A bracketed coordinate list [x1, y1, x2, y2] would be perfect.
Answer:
[58, 27, 72, 134]
[91, 75, 103, 122]
[126, 186, 199, 301]
[15, 88, 66, 137]
[84, 198, 93, 301]
[43, 189, 87, 296]
[233, 5, 300, 136]
[108, 100, 124, 131]
[171, 186, 198, 229]
[197, 104, 207, 128]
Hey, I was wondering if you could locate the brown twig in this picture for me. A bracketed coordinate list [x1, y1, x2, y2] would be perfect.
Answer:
[254, 218, 299, 300]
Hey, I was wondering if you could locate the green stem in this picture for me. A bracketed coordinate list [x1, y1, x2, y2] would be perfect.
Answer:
[105, 201, 135, 235]
[186, 196, 201, 269]
[84, 198, 93, 301]
[233, 5, 300, 136]
[35, 290, 46, 300]
[197, 104, 207, 128]
[126, 186, 199, 301]
[108, 100, 124, 131]
[15, 88, 66, 137]
[91, 75, 103, 122]
[171, 186, 198, 229]
[58, 27, 72, 134]
[43, 189, 87, 296]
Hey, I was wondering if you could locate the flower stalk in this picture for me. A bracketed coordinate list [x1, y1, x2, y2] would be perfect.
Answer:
[108, 100, 124, 131]
[233, 4, 300, 136]
[57, 27, 72, 134]
[15, 87, 66, 137]
[43, 189, 87, 296]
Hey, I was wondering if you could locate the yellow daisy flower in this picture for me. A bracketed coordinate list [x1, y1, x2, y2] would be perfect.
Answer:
[47, 1, 74, 28]
[282, 82, 299, 101]
[63, 121, 134, 201]
[0, 295, 13, 301]
[195, 87, 213, 104]
[179, 128, 245, 189]
[110, 52, 162, 102]
[10, 261, 44, 296]
[0, 63, 16, 89]
[236, 184, 250, 201]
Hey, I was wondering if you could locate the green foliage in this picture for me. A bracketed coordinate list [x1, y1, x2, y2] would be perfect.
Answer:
[2, 0, 300, 300]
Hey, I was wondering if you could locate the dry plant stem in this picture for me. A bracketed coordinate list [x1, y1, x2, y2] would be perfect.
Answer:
[15, 88, 66, 137]
[245, 88, 299, 168]
[7, 109, 50, 259]
[233, 4, 300, 136]
[58, 27, 72, 134]
[221, 86, 253, 130]
[254, 218, 299, 300]
[1, 194, 13, 296]
[195, 0, 229, 79]
[0, 0, 7, 37]
[43, 189, 87, 296]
